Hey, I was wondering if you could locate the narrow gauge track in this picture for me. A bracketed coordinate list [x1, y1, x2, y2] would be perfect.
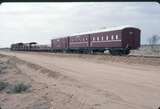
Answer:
[10, 49, 160, 59]
[63, 51, 160, 59]
[128, 54, 160, 59]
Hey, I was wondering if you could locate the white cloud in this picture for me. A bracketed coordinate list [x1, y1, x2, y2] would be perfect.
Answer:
[0, 2, 160, 47]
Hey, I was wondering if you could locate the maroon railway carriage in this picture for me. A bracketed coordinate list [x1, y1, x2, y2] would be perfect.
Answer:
[51, 26, 141, 55]
[88, 26, 141, 54]
[51, 37, 69, 52]
[68, 35, 90, 53]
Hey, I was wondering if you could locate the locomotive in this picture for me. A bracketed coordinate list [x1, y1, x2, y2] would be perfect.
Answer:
[11, 26, 141, 55]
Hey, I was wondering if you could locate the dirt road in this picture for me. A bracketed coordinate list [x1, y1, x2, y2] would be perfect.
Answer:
[0, 51, 160, 109]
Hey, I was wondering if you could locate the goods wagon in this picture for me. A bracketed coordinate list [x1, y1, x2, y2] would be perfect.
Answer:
[11, 43, 30, 51]
[51, 26, 141, 55]
[31, 44, 51, 52]
[11, 42, 51, 52]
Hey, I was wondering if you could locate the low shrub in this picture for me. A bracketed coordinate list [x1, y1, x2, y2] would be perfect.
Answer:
[0, 81, 9, 91]
[11, 82, 31, 93]
[0, 81, 31, 94]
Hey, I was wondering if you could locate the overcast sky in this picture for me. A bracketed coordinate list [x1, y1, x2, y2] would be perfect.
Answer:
[0, 2, 160, 47]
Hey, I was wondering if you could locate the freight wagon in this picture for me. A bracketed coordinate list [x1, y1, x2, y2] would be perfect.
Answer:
[11, 42, 51, 52]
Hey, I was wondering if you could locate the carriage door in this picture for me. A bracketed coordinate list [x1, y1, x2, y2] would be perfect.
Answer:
[128, 31, 135, 48]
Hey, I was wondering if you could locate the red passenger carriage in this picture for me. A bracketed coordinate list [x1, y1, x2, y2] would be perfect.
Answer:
[51, 26, 141, 55]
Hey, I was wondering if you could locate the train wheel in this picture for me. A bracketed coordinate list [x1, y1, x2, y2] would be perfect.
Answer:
[124, 49, 130, 55]
[109, 49, 117, 55]
[109, 49, 130, 56]
[121, 49, 130, 55]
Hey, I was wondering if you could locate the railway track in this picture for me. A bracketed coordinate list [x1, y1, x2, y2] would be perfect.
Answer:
[77, 52, 160, 59]
[2, 49, 160, 59]
[1, 50, 160, 67]
[128, 54, 160, 58]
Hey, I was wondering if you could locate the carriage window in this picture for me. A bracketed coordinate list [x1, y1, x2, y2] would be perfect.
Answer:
[106, 36, 108, 40]
[116, 35, 118, 40]
[129, 31, 133, 35]
[97, 37, 99, 41]
[93, 37, 95, 41]
[111, 35, 114, 40]
[86, 37, 87, 41]
[83, 38, 85, 41]
[102, 36, 104, 41]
